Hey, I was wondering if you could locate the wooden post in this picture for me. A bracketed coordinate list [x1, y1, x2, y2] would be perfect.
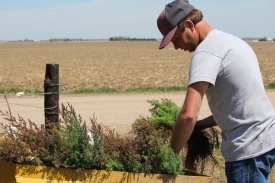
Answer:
[44, 64, 59, 128]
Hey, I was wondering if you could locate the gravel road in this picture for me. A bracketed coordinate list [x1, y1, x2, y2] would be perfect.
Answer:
[1, 91, 275, 135]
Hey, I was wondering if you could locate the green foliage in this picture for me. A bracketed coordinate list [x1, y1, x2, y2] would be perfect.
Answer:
[53, 105, 103, 169]
[266, 83, 275, 89]
[0, 98, 219, 175]
[0, 104, 105, 170]
[139, 137, 183, 175]
[0, 102, 183, 175]
[103, 129, 183, 174]
[101, 122, 182, 174]
[105, 155, 125, 171]
[129, 102, 183, 174]
[133, 98, 220, 174]
[158, 145, 183, 175]
[147, 99, 180, 129]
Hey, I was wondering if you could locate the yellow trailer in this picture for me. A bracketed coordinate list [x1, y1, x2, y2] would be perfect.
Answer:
[0, 160, 212, 183]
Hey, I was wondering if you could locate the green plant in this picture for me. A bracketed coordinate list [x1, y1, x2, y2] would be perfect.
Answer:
[52, 104, 105, 169]
[0, 102, 184, 175]
[0, 98, 219, 175]
[147, 99, 180, 129]
[100, 120, 183, 174]
[0, 103, 105, 170]
[132, 98, 220, 174]
[0, 114, 53, 166]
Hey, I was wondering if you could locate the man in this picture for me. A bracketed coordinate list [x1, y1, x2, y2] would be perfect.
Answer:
[157, 0, 275, 182]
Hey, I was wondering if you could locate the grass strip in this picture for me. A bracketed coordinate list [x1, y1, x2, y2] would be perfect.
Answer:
[266, 83, 275, 89]
[1, 82, 275, 95]
[72, 86, 187, 94]
[0, 87, 43, 95]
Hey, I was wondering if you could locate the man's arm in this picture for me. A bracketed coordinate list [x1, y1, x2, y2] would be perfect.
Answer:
[171, 81, 209, 153]
[195, 115, 217, 130]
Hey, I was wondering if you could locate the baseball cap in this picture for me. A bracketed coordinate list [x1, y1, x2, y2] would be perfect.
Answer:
[157, 0, 195, 49]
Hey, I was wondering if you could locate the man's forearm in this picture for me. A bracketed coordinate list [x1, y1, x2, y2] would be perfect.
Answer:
[170, 81, 209, 153]
[196, 115, 217, 130]
[171, 112, 197, 153]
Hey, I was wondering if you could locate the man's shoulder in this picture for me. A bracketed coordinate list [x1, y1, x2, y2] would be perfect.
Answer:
[207, 29, 233, 38]
[194, 29, 246, 57]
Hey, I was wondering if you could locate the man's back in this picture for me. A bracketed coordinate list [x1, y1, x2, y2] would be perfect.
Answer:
[189, 29, 275, 162]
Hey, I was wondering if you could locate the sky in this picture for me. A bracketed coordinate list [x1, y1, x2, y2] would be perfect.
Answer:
[0, 0, 274, 41]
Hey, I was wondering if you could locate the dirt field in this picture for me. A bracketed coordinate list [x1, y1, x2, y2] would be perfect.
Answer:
[0, 41, 274, 91]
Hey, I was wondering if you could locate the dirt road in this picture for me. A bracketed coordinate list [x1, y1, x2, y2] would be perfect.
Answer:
[1, 90, 275, 135]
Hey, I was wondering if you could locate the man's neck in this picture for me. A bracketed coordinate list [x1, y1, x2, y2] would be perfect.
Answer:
[195, 20, 214, 43]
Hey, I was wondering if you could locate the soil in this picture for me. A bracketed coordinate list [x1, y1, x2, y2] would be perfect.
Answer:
[1, 90, 275, 136]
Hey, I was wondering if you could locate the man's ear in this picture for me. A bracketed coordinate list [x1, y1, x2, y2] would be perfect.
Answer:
[184, 20, 194, 31]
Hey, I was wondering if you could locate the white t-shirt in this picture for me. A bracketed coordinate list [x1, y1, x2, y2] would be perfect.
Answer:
[188, 29, 275, 162]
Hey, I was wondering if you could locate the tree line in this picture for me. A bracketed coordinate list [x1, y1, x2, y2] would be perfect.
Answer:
[109, 36, 157, 41]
